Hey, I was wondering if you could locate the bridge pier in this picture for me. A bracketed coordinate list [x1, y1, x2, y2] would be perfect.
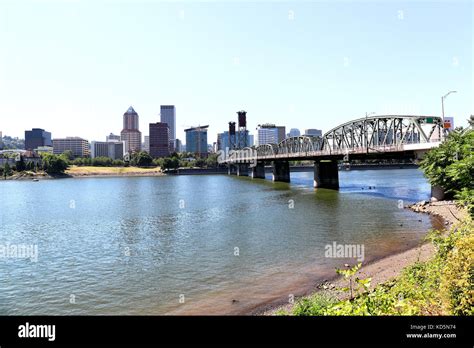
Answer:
[250, 162, 265, 179]
[272, 161, 290, 182]
[314, 160, 339, 189]
[236, 164, 249, 176]
[228, 164, 237, 175]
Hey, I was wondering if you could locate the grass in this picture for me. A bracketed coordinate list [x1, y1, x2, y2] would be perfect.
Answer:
[66, 165, 163, 176]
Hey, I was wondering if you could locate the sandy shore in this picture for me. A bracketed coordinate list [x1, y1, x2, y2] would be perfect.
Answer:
[258, 200, 467, 315]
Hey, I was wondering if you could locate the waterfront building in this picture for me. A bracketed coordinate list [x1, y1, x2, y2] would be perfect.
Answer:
[90, 141, 125, 160]
[53, 137, 89, 158]
[304, 129, 322, 137]
[185, 125, 208, 157]
[35, 146, 53, 154]
[217, 130, 252, 151]
[149, 122, 170, 158]
[257, 124, 279, 145]
[120, 106, 142, 153]
[25, 128, 52, 151]
[276, 126, 286, 143]
[287, 128, 301, 138]
[160, 105, 176, 151]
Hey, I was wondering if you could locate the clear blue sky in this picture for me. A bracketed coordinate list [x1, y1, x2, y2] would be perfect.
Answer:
[0, 0, 472, 144]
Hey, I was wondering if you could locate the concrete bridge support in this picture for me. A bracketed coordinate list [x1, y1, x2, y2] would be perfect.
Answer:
[236, 164, 249, 176]
[228, 164, 237, 175]
[250, 162, 265, 179]
[272, 161, 290, 182]
[314, 160, 339, 189]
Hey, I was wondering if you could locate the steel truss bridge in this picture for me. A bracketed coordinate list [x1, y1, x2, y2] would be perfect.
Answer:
[222, 115, 445, 189]
[224, 115, 444, 163]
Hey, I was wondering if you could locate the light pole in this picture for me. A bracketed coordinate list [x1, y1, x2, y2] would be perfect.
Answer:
[441, 91, 457, 138]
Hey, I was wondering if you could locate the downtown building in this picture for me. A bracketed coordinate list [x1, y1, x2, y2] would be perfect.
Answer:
[90, 140, 125, 160]
[257, 124, 279, 145]
[185, 125, 208, 157]
[53, 137, 89, 158]
[216, 130, 252, 151]
[160, 105, 176, 152]
[149, 122, 170, 158]
[120, 106, 142, 154]
[25, 128, 52, 151]
[303, 129, 322, 137]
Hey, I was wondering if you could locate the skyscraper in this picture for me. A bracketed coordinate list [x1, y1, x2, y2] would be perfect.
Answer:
[149, 122, 170, 158]
[160, 105, 176, 151]
[288, 128, 301, 138]
[120, 106, 142, 153]
[185, 125, 208, 157]
[25, 128, 52, 150]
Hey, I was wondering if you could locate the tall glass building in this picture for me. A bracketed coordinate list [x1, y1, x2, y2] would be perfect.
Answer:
[25, 128, 52, 150]
[185, 125, 208, 157]
[160, 105, 176, 150]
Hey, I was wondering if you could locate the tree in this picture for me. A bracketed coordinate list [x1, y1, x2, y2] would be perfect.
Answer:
[3, 162, 11, 179]
[41, 154, 69, 174]
[419, 129, 473, 195]
[131, 151, 153, 167]
[206, 153, 219, 168]
[419, 129, 473, 214]
[15, 156, 26, 171]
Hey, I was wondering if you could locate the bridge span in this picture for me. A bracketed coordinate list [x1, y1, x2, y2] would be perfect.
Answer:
[220, 115, 444, 189]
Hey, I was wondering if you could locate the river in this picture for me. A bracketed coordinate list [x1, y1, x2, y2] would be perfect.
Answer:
[0, 168, 441, 315]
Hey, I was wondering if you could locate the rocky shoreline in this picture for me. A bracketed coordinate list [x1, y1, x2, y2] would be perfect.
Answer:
[257, 200, 467, 315]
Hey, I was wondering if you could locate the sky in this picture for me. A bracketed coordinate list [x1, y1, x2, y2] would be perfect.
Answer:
[0, 0, 472, 144]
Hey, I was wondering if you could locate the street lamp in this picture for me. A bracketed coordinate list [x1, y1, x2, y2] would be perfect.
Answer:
[441, 91, 457, 136]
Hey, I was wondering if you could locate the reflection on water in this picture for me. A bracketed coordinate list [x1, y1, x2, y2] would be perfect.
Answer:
[0, 169, 439, 314]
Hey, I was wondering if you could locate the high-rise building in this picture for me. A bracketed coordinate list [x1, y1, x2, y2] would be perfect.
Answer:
[304, 129, 322, 137]
[216, 130, 252, 151]
[257, 124, 279, 145]
[174, 139, 182, 153]
[276, 126, 286, 143]
[185, 125, 208, 157]
[90, 141, 125, 160]
[143, 136, 150, 153]
[160, 105, 176, 149]
[106, 133, 121, 142]
[149, 122, 170, 158]
[53, 137, 89, 158]
[25, 128, 52, 150]
[120, 106, 142, 154]
[287, 128, 301, 138]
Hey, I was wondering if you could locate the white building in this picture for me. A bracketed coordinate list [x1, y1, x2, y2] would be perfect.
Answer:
[90, 141, 125, 160]
[257, 124, 279, 145]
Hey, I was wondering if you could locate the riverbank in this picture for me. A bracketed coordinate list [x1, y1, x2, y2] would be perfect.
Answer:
[65, 165, 165, 177]
[258, 201, 467, 315]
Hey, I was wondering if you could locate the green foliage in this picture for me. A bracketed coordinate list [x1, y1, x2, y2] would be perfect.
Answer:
[3, 162, 11, 178]
[41, 153, 68, 174]
[15, 156, 26, 171]
[162, 157, 180, 170]
[91, 156, 113, 167]
[292, 293, 338, 316]
[419, 129, 473, 197]
[130, 151, 153, 167]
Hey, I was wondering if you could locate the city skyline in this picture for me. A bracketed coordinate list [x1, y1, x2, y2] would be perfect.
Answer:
[0, 1, 471, 141]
